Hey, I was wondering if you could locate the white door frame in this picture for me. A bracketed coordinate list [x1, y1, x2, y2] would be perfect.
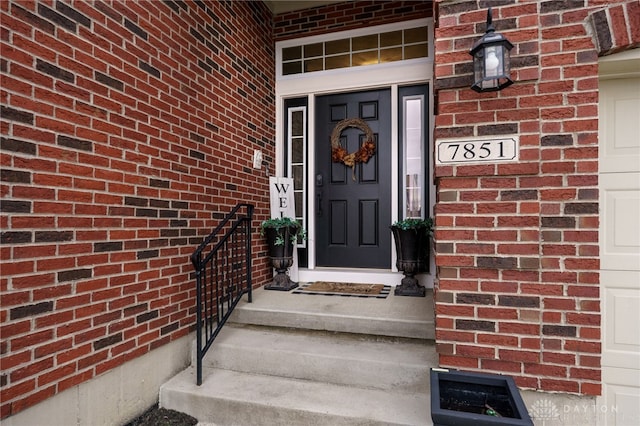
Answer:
[597, 48, 640, 426]
[275, 18, 435, 287]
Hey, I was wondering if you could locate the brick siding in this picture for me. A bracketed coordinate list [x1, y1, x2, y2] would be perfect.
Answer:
[1, 0, 274, 418]
[433, 0, 638, 396]
[3, 0, 638, 418]
[274, 0, 432, 41]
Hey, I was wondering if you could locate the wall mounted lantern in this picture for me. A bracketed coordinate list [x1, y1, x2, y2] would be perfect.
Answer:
[469, 8, 513, 92]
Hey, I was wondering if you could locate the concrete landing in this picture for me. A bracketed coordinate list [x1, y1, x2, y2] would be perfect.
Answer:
[231, 285, 435, 339]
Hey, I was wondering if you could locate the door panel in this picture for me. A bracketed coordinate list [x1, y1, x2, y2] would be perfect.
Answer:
[359, 200, 379, 246]
[329, 200, 347, 245]
[316, 89, 391, 268]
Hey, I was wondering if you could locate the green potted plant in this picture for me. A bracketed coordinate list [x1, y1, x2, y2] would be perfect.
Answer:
[260, 217, 306, 291]
[390, 217, 433, 297]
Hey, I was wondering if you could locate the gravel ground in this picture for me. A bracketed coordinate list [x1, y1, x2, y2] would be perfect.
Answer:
[125, 405, 198, 426]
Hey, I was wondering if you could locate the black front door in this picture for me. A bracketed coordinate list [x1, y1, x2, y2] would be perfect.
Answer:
[315, 89, 391, 268]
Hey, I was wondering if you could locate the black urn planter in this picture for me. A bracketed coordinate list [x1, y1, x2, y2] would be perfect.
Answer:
[430, 369, 533, 426]
[390, 224, 430, 297]
[264, 225, 299, 291]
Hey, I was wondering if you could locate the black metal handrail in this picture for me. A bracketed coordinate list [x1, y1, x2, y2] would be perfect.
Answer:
[190, 203, 254, 385]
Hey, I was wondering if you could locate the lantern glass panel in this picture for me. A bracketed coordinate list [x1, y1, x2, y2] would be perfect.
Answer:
[473, 49, 484, 84]
[485, 45, 502, 78]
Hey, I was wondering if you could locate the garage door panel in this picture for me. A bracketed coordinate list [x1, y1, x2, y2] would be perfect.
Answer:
[600, 173, 640, 271]
[603, 272, 640, 366]
[601, 368, 640, 426]
[600, 78, 640, 173]
[609, 290, 640, 347]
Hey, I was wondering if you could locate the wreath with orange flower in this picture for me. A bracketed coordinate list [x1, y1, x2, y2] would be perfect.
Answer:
[330, 118, 376, 180]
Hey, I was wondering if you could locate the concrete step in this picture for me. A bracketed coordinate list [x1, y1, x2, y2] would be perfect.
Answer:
[161, 285, 437, 425]
[202, 324, 436, 392]
[160, 367, 431, 426]
[230, 287, 435, 340]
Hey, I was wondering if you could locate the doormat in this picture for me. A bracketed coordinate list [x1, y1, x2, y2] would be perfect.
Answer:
[292, 282, 391, 299]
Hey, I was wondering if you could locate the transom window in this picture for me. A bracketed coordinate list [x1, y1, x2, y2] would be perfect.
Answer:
[281, 26, 428, 76]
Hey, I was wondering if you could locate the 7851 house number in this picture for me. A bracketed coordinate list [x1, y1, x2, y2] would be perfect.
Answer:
[436, 137, 518, 165]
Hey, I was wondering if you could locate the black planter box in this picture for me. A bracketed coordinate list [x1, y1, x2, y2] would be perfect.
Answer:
[430, 369, 533, 426]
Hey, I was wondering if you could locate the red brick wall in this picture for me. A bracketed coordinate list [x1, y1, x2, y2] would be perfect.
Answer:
[274, 0, 432, 41]
[433, 0, 637, 396]
[1, 0, 274, 418]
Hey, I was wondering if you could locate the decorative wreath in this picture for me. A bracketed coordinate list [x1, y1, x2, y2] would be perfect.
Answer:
[330, 118, 376, 179]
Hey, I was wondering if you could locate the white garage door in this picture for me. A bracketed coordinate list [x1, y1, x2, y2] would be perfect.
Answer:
[599, 49, 640, 426]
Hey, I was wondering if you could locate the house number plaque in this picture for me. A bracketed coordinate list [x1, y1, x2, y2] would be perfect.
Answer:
[436, 137, 518, 165]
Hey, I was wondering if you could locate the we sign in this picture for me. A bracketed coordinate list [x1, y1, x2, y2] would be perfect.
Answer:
[269, 177, 295, 220]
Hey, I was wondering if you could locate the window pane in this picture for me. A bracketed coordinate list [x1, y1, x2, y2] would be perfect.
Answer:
[352, 34, 378, 51]
[304, 43, 323, 58]
[380, 47, 402, 63]
[304, 58, 323, 73]
[283, 46, 301, 61]
[295, 192, 303, 217]
[406, 187, 422, 218]
[292, 138, 304, 162]
[405, 43, 428, 59]
[291, 111, 304, 136]
[380, 30, 402, 47]
[326, 54, 350, 70]
[283, 61, 302, 75]
[353, 50, 378, 67]
[406, 156, 421, 176]
[293, 165, 303, 189]
[404, 27, 427, 44]
[326, 38, 350, 55]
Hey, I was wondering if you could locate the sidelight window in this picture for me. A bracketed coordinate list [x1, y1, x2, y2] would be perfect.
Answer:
[285, 101, 308, 249]
[399, 88, 428, 220]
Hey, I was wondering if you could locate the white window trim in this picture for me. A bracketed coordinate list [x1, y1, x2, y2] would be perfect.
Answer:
[277, 18, 432, 80]
[276, 18, 433, 96]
